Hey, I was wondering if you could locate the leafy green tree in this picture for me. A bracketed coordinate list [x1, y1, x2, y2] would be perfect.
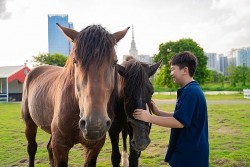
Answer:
[207, 70, 224, 87]
[248, 69, 250, 83]
[33, 53, 67, 67]
[226, 65, 239, 87]
[236, 65, 250, 86]
[207, 70, 224, 83]
[153, 38, 208, 88]
[154, 65, 166, 86]
[226, 65, 250, 87]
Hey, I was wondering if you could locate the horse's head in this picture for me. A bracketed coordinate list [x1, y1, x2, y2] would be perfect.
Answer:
[117, 57, 161, 151]
[57, 23, 129, 141]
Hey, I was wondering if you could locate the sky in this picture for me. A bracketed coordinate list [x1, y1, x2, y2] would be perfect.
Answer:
[1, 0, 250, 67]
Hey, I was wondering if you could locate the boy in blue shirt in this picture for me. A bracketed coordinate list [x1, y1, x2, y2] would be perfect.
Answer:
[133, 51, 209, 167]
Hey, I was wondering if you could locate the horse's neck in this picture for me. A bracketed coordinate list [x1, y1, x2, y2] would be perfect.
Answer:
[56, 67, 75, 94]
[117, 74, 125, 99]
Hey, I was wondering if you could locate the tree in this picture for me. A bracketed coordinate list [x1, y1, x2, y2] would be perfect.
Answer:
[207, 70, 224, 83]
[207, 70, 225, 87]
[237, 65, 250, 87]
[226, 65, 237, 87]
[226, 65, 250, 87]
[33, 53, 67, 67]
[153, 38, 208, 88]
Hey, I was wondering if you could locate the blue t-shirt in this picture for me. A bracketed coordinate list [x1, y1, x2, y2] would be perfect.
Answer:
[165, 81, 209, 167]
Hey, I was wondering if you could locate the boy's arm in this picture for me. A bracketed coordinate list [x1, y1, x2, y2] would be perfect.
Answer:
[133, 109, 184, 128]
[149, 100, 173, 117]
[155, 110, 173, 117]
[147, 114, 184, 128]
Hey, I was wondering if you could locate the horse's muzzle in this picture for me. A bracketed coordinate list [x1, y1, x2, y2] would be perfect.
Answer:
[131, 132, 151, 151]
[79, 117, 111, 141]
[128, 118, 151, 151]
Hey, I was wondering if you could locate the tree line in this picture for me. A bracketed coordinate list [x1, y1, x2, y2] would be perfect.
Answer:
[152, 38, 250, 89]
[32, 38, 250, 89]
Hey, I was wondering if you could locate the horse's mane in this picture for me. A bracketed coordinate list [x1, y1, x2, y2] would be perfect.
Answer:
[64, 25, 115, 78]
[75, 25, 114, 70]
[121, 57, 154, 98]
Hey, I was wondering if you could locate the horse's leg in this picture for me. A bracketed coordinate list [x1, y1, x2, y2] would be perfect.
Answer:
[84, 136, 106, 167]
[109, 124, 122, 167]
[128, 145, 140, 167]
[24, 117, 38, 167]
[51, 134, 72, 167]
[128, 149, 140, 167]
[128, 134, 140, 167]
[47, 136, 54, 166]
[21, 91, 38, 167]
[121, 129, 129, 167]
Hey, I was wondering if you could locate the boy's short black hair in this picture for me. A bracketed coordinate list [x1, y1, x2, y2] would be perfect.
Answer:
[169, 51, 197, 77]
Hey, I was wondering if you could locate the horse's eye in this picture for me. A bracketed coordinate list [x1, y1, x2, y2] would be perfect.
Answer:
[112, 60, 118, 67]
[73, 57, 78, 64]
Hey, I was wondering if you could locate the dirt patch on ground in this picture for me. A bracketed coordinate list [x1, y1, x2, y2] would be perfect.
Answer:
[214, 158, 248, 167]
[214, 158, 230, 166]
[216, 126, 239, 135]
[11, 158, 48, 167]
[10, 158, 28, 167]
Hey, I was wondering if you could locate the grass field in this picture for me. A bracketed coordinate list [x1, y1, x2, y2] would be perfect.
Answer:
[0, 94, 249, 167]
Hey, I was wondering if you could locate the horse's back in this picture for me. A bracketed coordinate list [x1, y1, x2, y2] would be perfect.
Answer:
[22, 65, 64, 133]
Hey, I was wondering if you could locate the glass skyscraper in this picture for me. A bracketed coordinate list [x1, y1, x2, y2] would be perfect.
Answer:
[48, 14, 73, 56]
[229, 47, 250, 68]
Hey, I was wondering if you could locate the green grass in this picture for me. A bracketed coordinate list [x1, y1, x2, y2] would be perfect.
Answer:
[0, 94, 250, 167]
[201, 83, 250, 91]
[153, 92, 247, 100]
[154, 82, 250, 92]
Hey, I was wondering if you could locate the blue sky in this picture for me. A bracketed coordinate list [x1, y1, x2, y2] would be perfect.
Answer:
[1, 0, 250, 66]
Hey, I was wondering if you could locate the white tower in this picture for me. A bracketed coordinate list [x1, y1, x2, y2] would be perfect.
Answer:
[129, 25, 138, 57]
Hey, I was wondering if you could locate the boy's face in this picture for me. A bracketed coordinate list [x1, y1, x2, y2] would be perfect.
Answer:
[170, 65, 186, 85]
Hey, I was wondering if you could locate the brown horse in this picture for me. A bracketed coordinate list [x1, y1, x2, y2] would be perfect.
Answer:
[21, 24, 129, 167]
[109, 56, 162, 166]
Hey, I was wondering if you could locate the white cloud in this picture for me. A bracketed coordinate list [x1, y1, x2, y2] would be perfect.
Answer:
[0, 0, 12, 20]
[1, 0, 250, 66]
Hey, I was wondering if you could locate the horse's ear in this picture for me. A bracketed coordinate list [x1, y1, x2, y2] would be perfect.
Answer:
[112, 27, 130, 43]
[148, 59, 162, 77]
[56, 23, 79, 42]
[117, 64, 126, 77]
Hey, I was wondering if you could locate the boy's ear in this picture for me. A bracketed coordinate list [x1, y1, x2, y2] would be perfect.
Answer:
[183, 67, 189, 75]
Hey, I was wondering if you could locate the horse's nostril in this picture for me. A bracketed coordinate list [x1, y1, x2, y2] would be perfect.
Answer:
[79, 119, 86, 129]
[106, 120, 111, 128]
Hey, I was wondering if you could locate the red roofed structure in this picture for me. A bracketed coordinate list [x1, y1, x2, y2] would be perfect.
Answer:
[0, 65, 30, 102]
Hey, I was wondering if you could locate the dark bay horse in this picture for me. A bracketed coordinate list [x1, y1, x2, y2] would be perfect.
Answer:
[21, 24, 129, 167]
[109, 56, 162, 166]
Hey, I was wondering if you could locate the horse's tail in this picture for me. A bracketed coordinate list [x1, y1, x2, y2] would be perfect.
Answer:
[21, 70, 38, 132]
[21, 71, 39, 166]
[121, 128, 129, 167]
[21, 73, 29, 120]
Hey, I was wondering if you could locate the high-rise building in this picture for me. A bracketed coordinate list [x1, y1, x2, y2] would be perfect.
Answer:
[205, 52, 229, 74]
[48, 14, 73, 56]
[229, 47, 250, 67]
[218, 54, 228, 75]
[136, 54, 152, 64]
[205, 53, 217, 70]
[228, 49, 237, 66]
[236, 47, 250, 67]
[124, 25, 152, 64]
